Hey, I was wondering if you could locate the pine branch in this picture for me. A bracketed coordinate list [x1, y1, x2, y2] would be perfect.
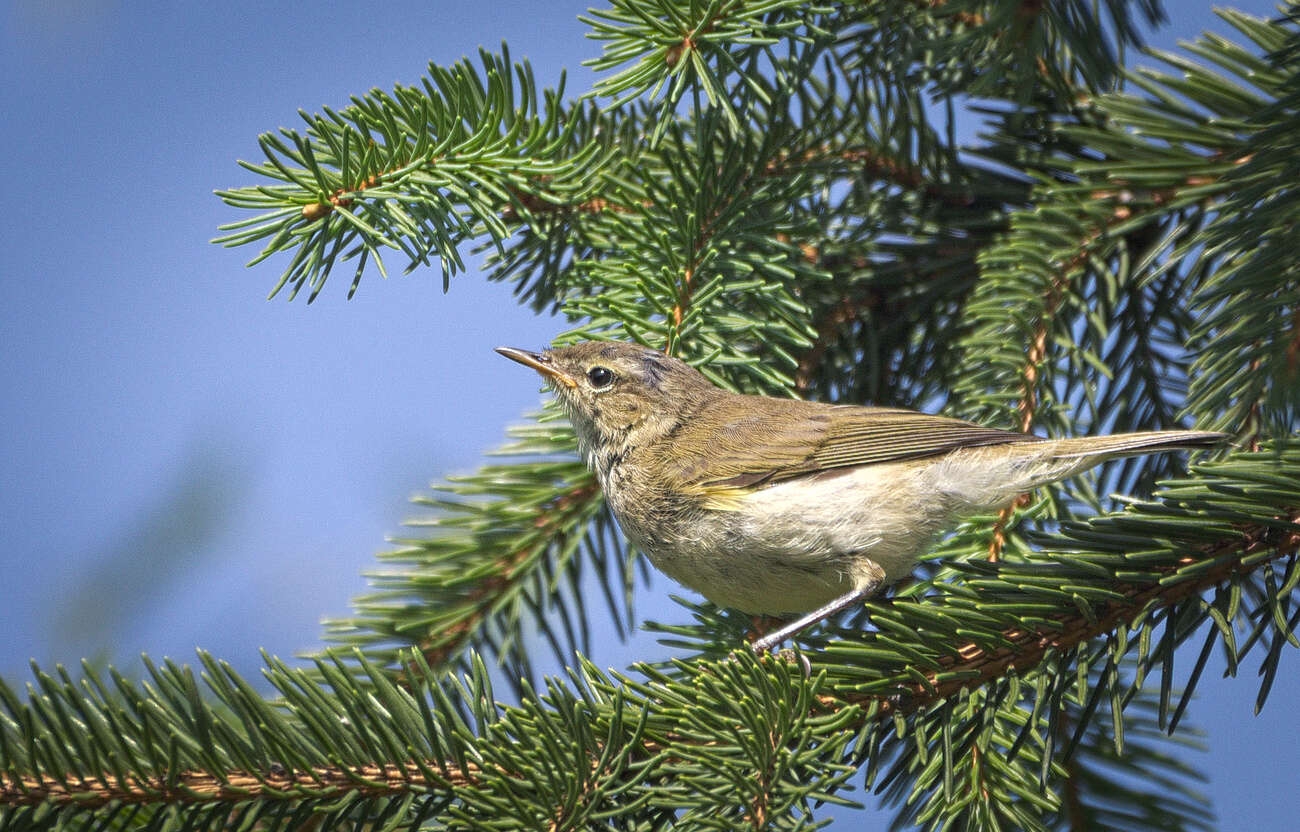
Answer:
[213, 49, 613, 301]
[4, 449, 1297, 831]
[1046, 689, 1215, 831]
[554, 109, 824, 390]
[581, 0, 836, 131]
[498, 142, 988, 222]
[983, 230, 1076, 560]
[950, 10, 1297, 558]
[860, 509, 1298, 716]
[1182, 9, 1300, 441]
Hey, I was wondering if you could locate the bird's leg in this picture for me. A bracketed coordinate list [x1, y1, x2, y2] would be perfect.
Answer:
[750, 578, 882, 653]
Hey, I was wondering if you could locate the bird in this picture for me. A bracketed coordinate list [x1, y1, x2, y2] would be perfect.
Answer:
[497, 341, 1227, 652]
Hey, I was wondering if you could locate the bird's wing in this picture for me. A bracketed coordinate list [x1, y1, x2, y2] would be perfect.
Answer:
[665, 398, 1035, 493]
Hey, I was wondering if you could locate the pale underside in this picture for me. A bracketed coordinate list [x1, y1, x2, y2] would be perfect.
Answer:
[630, 442, 1086, 614]
[623, 401, 1034, 613]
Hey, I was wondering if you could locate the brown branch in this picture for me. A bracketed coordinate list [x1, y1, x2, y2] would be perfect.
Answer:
[986, 271, 1066, 561]
[985, 275, 1062, 561]
[300, 174, 385, 220]
[913, 0, 984, 27]
[750, 770, 769, 830]
[1057, 710, 1089, 831]
[767, 146, 989, 209]
[986, 494, 1032, 562]
[669, 268, 695, 343]
[3, 762, 475, 809]
[765, 147, 922, 190]
[507, 141, 980, 224]
[794, 293, 879, 394]
[499, 191, 632, 222]
[665, 153, 765, 350]
[302, 140, 976, 231]
[1286, 306, 1300, 375]
[988, 205, 1115, 561]
[497, 144, 954, 225]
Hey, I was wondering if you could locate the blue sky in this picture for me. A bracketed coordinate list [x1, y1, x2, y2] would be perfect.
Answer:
[1, 1, 1295, 827]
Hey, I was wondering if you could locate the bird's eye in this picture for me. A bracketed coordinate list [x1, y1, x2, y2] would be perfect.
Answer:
[587, 366, 615, 389]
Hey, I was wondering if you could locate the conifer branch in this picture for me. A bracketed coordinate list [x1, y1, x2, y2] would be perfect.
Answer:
[2, 763, 470, 809]
[915, 0, 985, 28]
[497, 144, 968, 222]
[498, 192, 633, 222]
[876, 512, 1300, 717]
[7, 494, 1294, 818]
[987, 234, 1086, 561]
[794, 294, 876, 394]
[973, 127, 1258, 558]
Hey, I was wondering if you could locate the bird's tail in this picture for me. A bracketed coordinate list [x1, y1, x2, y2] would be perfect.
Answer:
[1044, 430, 1228, 462]
[939, 430, 1229, 513]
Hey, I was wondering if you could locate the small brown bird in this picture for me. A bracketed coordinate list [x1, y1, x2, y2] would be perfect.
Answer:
[497, 341, 1226, 651]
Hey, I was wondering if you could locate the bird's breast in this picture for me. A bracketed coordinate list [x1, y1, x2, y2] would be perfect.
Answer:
[598, 459, 956, 614]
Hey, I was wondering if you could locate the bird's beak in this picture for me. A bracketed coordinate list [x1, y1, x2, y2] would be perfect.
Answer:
[494, 346, 578, 389]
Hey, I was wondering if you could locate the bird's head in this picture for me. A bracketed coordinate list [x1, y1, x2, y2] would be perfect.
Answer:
[495, 341, 715, 452]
